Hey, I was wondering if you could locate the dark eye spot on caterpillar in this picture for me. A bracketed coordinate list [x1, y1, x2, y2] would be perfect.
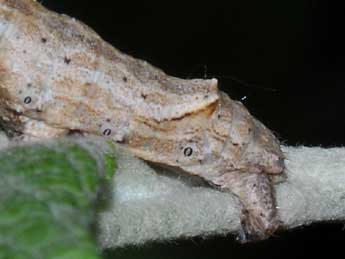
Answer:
[41, 37, 47, 43]
[103, 128, 112, 136]
[183, 147, 193, 157]
[64, 57, 71, 64]
[24, 96, 31, 104]
[68, 129, 83, 136]
[122, 76, 127, 82]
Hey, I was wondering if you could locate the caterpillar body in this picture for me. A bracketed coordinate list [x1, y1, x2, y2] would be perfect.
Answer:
[0, 0, 284, 241]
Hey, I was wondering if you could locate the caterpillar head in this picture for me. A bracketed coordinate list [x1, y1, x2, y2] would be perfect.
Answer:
[127, 91, 284, 182]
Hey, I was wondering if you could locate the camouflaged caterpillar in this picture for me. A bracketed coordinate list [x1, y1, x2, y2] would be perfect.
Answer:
[0, 0, 285, 241]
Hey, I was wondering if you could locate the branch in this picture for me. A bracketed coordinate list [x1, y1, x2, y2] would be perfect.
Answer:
[98, 146, 345, 248]
[1, 132, 343, 248]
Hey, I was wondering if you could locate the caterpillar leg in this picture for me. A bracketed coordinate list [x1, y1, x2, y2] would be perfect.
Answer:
[215, 171, 280, 241]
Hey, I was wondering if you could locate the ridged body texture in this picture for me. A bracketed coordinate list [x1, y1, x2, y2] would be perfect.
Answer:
[0, 0, 284, 241]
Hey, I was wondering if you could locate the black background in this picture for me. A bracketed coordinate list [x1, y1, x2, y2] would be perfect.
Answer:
[41, 1, 344, 258]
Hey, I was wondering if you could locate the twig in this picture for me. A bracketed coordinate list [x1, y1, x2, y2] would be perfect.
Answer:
[98, 146, 345, 248]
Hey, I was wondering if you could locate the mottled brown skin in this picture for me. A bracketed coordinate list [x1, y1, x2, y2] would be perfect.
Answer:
[0, 0, 285, 241]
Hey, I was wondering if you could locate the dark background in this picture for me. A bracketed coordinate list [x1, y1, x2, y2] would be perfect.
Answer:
[41, 1, 344, 258]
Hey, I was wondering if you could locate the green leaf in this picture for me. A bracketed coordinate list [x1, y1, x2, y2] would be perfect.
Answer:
[0, 139, 116, 259]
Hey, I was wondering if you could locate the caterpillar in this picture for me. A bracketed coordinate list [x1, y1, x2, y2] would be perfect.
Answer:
[0, 0, 284, 241]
